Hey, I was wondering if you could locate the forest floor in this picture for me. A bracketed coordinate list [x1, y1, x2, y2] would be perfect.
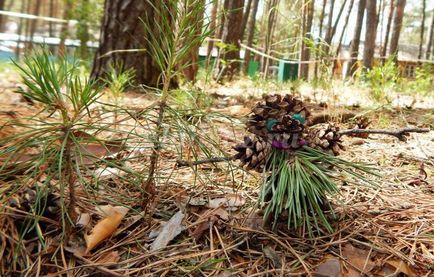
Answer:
[0, 72, 433, 276]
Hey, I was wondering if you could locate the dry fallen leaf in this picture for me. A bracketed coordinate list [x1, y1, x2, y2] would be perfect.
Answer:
[151, 210, 185, 251]
[96, 251, 121, 264]
[314, 257, 341, 277]
[384, 259, 415, 277]
[341, 243, 376, 276]
[84, 205, 129, 255]
[207, 194, 245, 210]
[191, 207, 230, 240]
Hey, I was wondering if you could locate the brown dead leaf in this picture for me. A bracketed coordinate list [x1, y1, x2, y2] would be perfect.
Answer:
[341, 243, 375, 275]
[314, 257, 341, 277]
[207, 194, 245, 210]
[96, 251, 121, 264]
[84, 205, 129, 255]
[151, 210, 185, 251]
[263, 246, 282, 268]
[384, 259, 415, 277]
[191, 207, 229, 240]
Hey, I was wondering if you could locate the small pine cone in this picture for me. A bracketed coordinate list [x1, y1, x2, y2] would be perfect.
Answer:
[233, 136, 272, 172]
[349, 117, 370, 138]
[8, 186, 60, 219]
[247, 94, 311, 138]
[306, 124, 344, 155]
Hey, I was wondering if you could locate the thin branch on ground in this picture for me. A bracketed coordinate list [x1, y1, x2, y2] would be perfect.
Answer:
[176, 156, 233, 167]
[338, 127, 430, 141]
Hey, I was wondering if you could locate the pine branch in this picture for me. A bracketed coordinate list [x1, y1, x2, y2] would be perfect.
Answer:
[338, 127, 430, 141]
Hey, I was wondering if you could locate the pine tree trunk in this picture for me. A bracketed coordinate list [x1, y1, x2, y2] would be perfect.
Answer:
[363, 0, 378, 69]
[388, 0, 406, 59]
[382, 0, 395, 60]
[216, 0, 244, 81]
[346, 0, 367, 78]
[91, 0, 162, 87]
[262, 0, 279, 76]
[205, 0, 219, 69]
[242, 0, 259, 74]
[181, 0, 205, 82]
[417, 0, 426, 60]
[240, 0, 252, 40]
[299, 0, 314, 80]
[324, 0, 336, 46]
[58, 0, 74, 56]
[333, 0, 355, 76]
[426, 9, 434, 60]
[0, 0, 6, 32]
[314, 0, 328, 79]
[26, 0, 42, 53]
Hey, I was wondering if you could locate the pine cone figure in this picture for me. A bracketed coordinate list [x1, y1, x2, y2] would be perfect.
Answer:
[233, 136, 272, 172]
[247, 94, 310, 140]
[306, 124, 344, 155]
[349, 117, 370, 138]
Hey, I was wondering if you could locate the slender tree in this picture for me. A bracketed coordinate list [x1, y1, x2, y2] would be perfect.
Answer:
[314, 0, 327, 79]
[382, 0, 395, 59]
[58, 0, 74, 56]
[299, 0, 314, 79]
[346, 0, 367, 78]
[216, 0, 244, 80]
[262, 0, 279, 76]
[388, 0, 406, 59]
[0, 0, 6, 32]
[240, 0, 253, 40]
[324, 0, 336, 47]
[417, 0, 426, 60]
[334, 0, 355, 76]
[205, 0, 219, 69]
[363, 0, 378, 69]
[426, 9, 434, 60]
[91, 0, 163, 86]
[242, 0, 259, 74]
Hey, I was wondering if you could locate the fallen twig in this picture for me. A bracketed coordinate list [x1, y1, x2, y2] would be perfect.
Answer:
[176, 156, 233, 167]
[338, 127, 430, 141]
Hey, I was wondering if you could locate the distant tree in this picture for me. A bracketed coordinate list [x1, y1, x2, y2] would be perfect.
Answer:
[418, 0, 426, 60]
[299, 0, 314, 79]
[388, 0, 406, 59]
[242, 0, 259, 74]
[363, 0, 378, 69]
[346, 0, 366, 78]
[314, 0, 327, 79]
[334, 0, 354, 75]
[216, 0, 244, 80]
[261, 0, 279, 76]
[426, 9, 434, 59]
[382, 0, 395, 60]
[0, 0, 6, 32]
[27, 0, 42, 53]
[205, 0, 219, 69]
[91, 0, 162, 86]
[58, 0, 74, 56]
[240, 0, 253, 40]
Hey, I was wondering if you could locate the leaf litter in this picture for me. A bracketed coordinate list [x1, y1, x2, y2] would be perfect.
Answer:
[0, 85, 433, 276]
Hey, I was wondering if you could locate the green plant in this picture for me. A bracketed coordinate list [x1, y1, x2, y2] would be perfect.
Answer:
[408, 64, 433, 95]
[1, 51, 140, 241]
[363, 58, 399, 103]
[261, 147, 376, 234]
[103, 63, 135, 103]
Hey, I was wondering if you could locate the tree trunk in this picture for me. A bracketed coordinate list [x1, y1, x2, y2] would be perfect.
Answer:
[324, 0, 335, 46]
[26, 0, 42, 53]
[314, 0, 327, 79]
[426, 9, 434, 60]
[346, 0, 367, 78]
[58, 0, 74, 56]
[181, 0, 205, 82]
[216, 0, 244, 81]
[205, 0, 218, 69]
[333, 0, 355, 76]
[240, 0, 252, 40]
[0, 0, 6, 32]
[261, 0, 279, 76]
[91, 0, 162, 87]
[15, 0, 28, 60]
[76, 0, 91, 60]
[363, 0, 378, 70]
[299, 0, 314, 79]
[417, 0, 426, 60]
[242, 0, 259, 74]
[388, 0, 406, 59]
[382, 0, 394, 60]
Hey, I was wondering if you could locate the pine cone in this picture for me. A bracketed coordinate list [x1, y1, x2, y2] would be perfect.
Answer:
[349, 117, 370, 138]
[247, 94, 310, 139]
[305, 124, 344, 155]
[8, 186, 60, 220]
[233, 136, 272, 172]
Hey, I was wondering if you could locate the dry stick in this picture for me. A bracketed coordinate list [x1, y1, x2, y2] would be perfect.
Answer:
[176, 128, 430, 167]
[337, 127, 430, 141]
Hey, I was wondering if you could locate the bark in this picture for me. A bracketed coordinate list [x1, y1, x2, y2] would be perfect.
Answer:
[417, 0, 426, 60]
[346, 0, 367, 78]
[242, 0, 259, 74]
[240, 0, 252, 40]
[205, 0, 218, 69]
[382, 0, 394, 59]
[426, 9, 434, 60]
[91, 0, 162, 87]
[363, 0, 378, 70]
[216, 0, 244, 81]
[314, 0, 327, 79]
[261, 0, 279, 76]
[15, 0, 28, 59]
[324, 0, 335, 46]
[333, 0, 355, 76]
[0, 0, 6, 32]
[388, 0, 406, 59]
[299, 0, 314, 79]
